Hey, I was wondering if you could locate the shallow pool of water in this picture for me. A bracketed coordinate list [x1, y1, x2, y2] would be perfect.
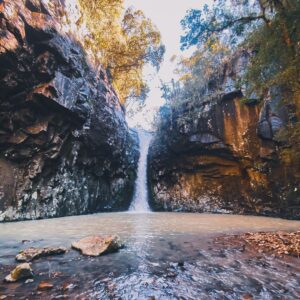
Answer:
[0, 213, 299, 299]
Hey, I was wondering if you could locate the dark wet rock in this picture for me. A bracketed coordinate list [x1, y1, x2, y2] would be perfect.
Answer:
[149, 50, 299, 219]
[16, 246, 67, 262]
[169, 261, 184, 268]
[0, 0, 139, 221]
[21, 240, 32, 244]
[72, 235, 124, 256]
[177, 261, 184, 267]
[165, 271, 177, 278]
[257, 86, 289, 141]
[4, 263, 33, 283]
[37, 281, 54, 291]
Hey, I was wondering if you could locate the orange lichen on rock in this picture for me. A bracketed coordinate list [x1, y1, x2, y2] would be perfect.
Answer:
[216, 231, 300, 257]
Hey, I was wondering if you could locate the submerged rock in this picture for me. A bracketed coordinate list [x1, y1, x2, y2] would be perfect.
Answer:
[37, 281, 54, 291]
[242, 293, 254, 300]
[16, 247, 67, 262]
[4, 263, 33, 283]
[72, 235, 123, 256]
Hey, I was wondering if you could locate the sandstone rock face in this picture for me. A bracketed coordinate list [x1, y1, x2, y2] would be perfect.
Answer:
[0, 0, 139, 221]
[149, 51, 300, 219]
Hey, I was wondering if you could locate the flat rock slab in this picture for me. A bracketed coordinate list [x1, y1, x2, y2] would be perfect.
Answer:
[72, 235, 123, 256]
[5, 263, 33, 283]
[16, 247, 67, 262]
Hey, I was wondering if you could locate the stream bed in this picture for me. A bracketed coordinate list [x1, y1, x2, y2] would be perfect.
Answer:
[0, 212, 299, 299]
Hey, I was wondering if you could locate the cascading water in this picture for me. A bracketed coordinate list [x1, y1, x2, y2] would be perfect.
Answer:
[129, 129, 152, 212]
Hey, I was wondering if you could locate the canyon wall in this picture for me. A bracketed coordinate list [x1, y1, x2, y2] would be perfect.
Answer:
[0, 0, 139, 221]
[149, 51, 300, 219]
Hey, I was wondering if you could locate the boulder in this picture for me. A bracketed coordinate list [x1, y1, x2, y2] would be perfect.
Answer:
[16, 246, 67, 262]
[72, 235, 123, 256]
[4, 263, 33, 283]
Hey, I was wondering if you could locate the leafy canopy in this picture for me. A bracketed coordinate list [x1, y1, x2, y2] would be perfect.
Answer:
[180, 0, 300, 92]
[78, 0, 165, 104]
[181, 0, 298, 49]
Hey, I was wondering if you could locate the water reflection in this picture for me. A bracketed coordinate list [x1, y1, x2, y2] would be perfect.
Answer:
[0, 213, 299, 299]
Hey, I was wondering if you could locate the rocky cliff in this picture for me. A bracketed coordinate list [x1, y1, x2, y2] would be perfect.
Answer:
[149, 50, 300, 219]
[0, 0, 138, 221]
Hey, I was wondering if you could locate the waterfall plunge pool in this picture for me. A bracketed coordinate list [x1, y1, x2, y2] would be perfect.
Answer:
[0, 212, 299, 299]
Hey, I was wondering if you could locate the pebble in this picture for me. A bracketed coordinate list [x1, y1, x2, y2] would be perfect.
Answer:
[62, 283, 77, 291]
[37, 281, 54, 291]
[242, 293, 253, 300]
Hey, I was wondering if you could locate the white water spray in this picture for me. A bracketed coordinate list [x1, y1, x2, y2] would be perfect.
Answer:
[129, 129, 152, 212]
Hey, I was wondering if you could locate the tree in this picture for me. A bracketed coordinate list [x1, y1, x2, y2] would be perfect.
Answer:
[159, 37, 230, 114]
[179, 0, 300, 164]
[180, 0, 300, 97]
[78, 0, 165, 104]
[180, 0, 298, 50]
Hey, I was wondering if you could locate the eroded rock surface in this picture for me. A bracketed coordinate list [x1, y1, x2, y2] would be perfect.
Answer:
[16, 247, 67, 262]
[149, 50, 300, 218]
[4, 263, 33, 283]
[0, 0, 138, 221]
[72, 235, 123, 256]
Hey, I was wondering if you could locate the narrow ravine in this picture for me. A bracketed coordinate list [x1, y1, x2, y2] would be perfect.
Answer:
[0, 1, 299, 299]
[129, 129, 152, 212]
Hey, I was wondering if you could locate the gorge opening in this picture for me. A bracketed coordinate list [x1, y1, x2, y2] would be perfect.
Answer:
[0, 0, 299, 299]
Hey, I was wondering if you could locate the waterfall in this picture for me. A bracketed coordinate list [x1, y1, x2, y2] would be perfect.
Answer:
[129, 129, 152, 212]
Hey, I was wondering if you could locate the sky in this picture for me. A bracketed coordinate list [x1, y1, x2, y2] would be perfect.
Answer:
[125, 0, 212, 130]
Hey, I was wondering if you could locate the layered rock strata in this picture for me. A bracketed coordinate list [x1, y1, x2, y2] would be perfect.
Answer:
[0, 0, 138, 221]
[149, 51, 300, 219]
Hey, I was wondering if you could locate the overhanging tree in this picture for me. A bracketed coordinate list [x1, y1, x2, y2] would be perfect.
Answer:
[78, 0, 165, 104]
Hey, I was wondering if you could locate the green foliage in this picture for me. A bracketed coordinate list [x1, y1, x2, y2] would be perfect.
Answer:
[275, 122, 300, 166]
[180, 0, 300, 97]
[240, 97, 260, 105]
[78, 0, 165, 104]
[242, 2, 300, 163]
[181, 0, 263, 50]
[160, 39, 231, 111]
[180, 0, 299, 50]
[244, 3, 300, 96]
[158, 0, 300, 169]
